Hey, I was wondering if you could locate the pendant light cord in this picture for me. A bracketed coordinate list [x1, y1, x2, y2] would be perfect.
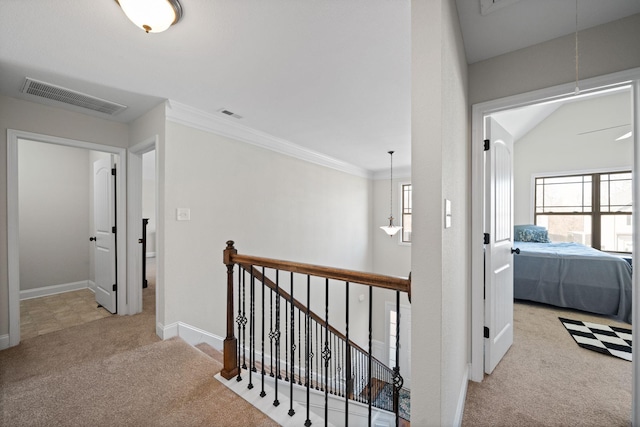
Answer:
[389, 151, 394, 221]
[575, 0, 579, 93]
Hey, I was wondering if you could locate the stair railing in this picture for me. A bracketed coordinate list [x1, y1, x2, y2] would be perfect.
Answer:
[221, 241, 411, 427]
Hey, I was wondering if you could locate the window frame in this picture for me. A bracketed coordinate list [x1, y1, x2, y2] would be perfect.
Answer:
[532, 168, 632, 254]
[399, 181, 412, 245]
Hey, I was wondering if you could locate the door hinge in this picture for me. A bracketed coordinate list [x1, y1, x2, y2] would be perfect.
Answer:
[484, 139, 490, 151]
[484, 233, 490, 244]
[112, 226, 117, 234]
[112, 284, 117, 292]
[484, 327, 490, 339]
[111, 167, 116, 176]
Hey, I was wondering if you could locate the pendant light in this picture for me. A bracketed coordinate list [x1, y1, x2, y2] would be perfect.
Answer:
[116, 0, 183, 33]
[380, 151, 402, 237]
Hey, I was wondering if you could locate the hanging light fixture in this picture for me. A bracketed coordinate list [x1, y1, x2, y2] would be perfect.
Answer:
[380, 151, 402, 237]
[116, 0, 183, 33]
[574, 0, 580, 94]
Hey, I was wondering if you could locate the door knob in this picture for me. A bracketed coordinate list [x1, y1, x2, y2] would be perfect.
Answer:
[511, 247, 520, 254]
[89, 236, 97, 241]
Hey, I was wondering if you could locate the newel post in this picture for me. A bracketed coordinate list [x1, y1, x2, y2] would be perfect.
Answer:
[221, 240, 239, 379]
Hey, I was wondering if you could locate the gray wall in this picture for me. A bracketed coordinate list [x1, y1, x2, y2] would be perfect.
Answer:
[18, 140, 90, 291]
[469, 13, 640, 105]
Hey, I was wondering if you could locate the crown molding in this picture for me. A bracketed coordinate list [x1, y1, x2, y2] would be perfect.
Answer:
[165, 100, 372, 179]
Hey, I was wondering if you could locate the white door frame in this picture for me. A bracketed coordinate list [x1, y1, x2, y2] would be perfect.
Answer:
[127, 137, 157, 316]
[470, 67, 640, 423]
[7, 129, 128, 347]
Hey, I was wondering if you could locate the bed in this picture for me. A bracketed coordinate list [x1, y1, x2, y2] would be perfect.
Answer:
[513, 226, 633, 324]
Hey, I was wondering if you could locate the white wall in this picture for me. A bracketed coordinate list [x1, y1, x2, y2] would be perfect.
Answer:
[18, 140, 90, 291]
[0, 95, 129, 338]
[511, 91, 633, 225]
[411, 0, 469, 425]
[161, 120, 374, 346]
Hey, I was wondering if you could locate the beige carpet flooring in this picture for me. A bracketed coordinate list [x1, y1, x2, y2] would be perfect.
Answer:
[1, 258, 277, 427]
[462, 301, 632, 427]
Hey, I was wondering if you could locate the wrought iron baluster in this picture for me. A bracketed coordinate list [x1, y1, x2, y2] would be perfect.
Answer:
[305, 275, 312, 427]
[242, 268, 247, 370]
[236, 267, 243, 381]
[248, 268, 255, 390]
[269, 280, 274, 378]
[288, 272, 295, 417]
[285, 297, 289, 382]
[393, 290, 404, 427]
[298, 307, 302, 385]
[274, 270, 281, 407]
[322, 278, 330, 427]
[315, 321, 319, 390]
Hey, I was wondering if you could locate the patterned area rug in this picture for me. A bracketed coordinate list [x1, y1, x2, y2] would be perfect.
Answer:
[372, 384, 410, 421]
[559, 317, 632, 361]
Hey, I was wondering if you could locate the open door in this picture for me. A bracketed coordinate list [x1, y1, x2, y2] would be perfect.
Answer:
[92, 156, 117, 314]
[484, 117, 515, 374]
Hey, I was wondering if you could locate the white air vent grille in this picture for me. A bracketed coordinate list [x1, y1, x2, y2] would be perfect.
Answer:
[218, 108, 243, 119]
[21, 78, 127, 115]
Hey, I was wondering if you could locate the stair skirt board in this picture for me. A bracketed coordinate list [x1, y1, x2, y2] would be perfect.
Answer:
[158, 322, 400, 427]
[216, 368, 398, 427]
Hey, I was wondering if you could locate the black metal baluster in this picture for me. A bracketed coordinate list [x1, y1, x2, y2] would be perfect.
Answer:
[269, 280, 274, 378]
[242, 269, 247, 370]
[393, 290, 404, 427]
[288, 272, 295, 417]
[298, 308, 302, 385]
[316, 321, 320, 390]
[305, 275, 312, 427]
[344, 282, 349, 427]
[285, 296, 289, 382]
[322, 278, 330, 427]
[274, 270, 281, 407]
[260, 267, 266, 398]
[248, 268, 255, 390]
[236, 267, 243, 381]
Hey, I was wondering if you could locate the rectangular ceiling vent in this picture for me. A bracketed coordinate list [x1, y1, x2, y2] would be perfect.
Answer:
[21, 78, 127, 115]
[218, 108, 242, 119]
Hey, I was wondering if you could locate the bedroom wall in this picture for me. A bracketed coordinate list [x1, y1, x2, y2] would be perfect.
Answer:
[18, 140, 90, 292]
[469, 13, 640, 105]
[161, 120, 374, 346]
[512, 92, 633, 225]
[0, 95, 129, 344]
[411, 0, 469, 424]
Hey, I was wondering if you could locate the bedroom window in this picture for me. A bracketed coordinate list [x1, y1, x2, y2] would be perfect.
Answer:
[401, 184, 412, 243]
[534, 171, 632, 253]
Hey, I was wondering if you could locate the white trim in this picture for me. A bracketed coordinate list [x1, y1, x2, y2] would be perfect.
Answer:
[7, 129, 129, 348]
[0, 334, 9, 350]
[20, 280, 89, 300]
[88, 280, 96, 292]
[146, 252, 157, 258]
[632, 78, 640, 427]
[452, 364, 470, 427]
[156, 321, 224, 350]
[165, 100, 371, 179]
[470, 68, 640, 390]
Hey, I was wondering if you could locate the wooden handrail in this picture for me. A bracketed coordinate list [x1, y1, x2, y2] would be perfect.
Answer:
[226, 242, 411, 296]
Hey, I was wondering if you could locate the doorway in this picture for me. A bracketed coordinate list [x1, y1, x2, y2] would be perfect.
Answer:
[469, 69, 640, 416]
[7, 130, 128, 347]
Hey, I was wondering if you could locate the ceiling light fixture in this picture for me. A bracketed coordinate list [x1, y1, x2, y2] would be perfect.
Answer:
[380, 151, 402, 237]
[574, 0, 580, 94]
[116, 0, 183, 33]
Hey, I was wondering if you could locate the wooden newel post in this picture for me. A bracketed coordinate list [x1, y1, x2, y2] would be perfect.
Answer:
[221, 240, 239, 379]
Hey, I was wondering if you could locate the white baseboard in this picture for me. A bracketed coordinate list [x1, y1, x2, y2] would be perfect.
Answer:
[20, 280, 90, 300]
[0, 334, 9, 350]
[453, 364, 470, 427]
[156, 321, 224, 351]
[88, 280, 96, 293]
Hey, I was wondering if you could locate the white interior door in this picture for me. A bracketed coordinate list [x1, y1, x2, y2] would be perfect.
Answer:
[484, 117, 515, 374]
[93, 157, 117, 313]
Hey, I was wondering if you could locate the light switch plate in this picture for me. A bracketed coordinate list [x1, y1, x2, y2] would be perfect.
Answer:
[176, 208, 191, 221]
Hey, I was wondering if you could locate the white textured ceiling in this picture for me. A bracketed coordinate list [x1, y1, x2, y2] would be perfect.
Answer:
[0, 1, 638, 173]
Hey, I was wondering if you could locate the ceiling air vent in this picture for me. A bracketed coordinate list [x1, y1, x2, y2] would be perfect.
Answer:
[218, 108, 242, 119]
[21, 78, 127, 116]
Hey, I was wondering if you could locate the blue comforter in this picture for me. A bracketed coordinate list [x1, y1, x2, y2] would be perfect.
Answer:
[513, 241, 632, 324]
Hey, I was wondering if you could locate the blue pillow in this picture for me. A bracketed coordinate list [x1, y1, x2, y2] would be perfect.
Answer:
[514, 225, 551, 243]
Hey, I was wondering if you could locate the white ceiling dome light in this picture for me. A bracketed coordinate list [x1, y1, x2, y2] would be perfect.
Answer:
[116, 0, 183, 33]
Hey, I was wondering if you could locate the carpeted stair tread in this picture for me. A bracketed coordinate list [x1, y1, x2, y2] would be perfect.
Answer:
[195, 342, 225, 364]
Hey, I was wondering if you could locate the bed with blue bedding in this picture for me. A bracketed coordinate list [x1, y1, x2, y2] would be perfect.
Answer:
[513, 227, 633, 324]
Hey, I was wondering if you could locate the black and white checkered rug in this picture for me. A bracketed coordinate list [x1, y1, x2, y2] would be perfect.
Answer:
[559, 317, 632, 361]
